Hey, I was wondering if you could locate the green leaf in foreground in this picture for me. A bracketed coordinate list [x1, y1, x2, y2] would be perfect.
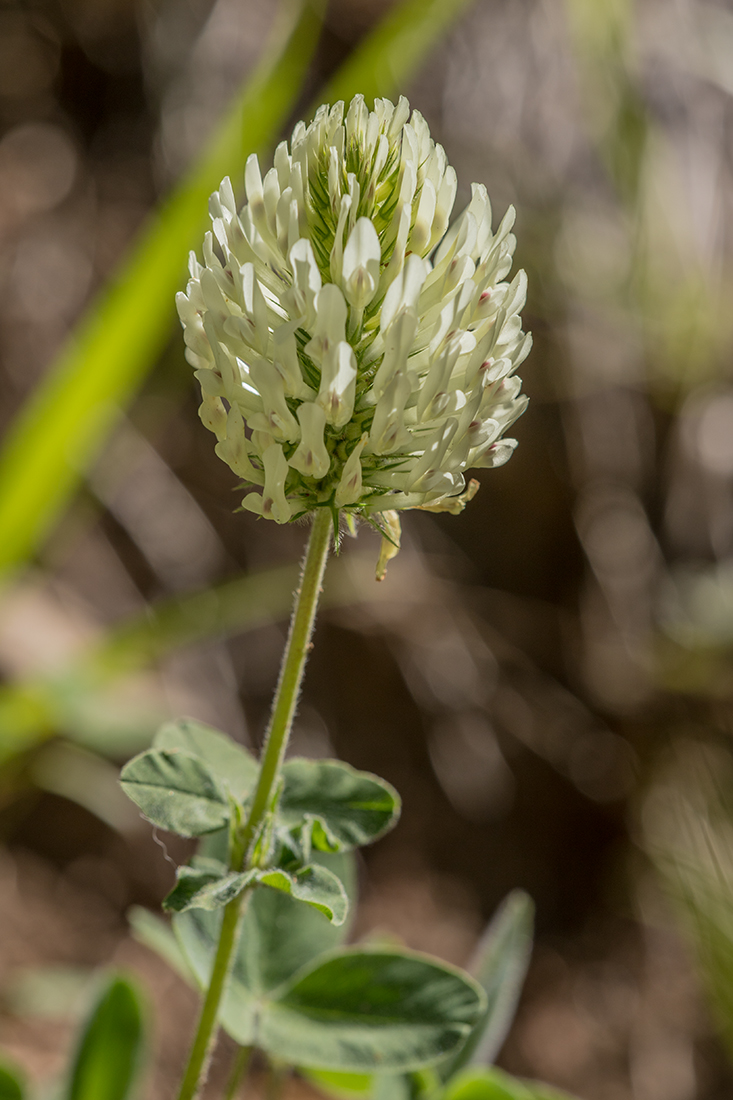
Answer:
[256, 949, 486, 1071]
[440, 891, 534, 1080]
[302, 1069, 373, 1099]
[154, 718, 258, 801]
[444, 1068, 578, 1100]
[176, 942, 484, 1070]
[258, 864, 348, 925]
[120, 749, 229, 836]
[280, 758, 400, 851]
[65, 976, 144, 1100]
[304, 1070, 411, 1100]
[0, 1064, 24, 1100]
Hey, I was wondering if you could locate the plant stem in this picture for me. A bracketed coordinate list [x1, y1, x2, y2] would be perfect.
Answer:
[175, 507, 332, 1100]
[175, 893, 246, 1100]
[266, 1061, 289, 1100]
[224, 1046, 252, 1100]
[238, 506, 332, 858]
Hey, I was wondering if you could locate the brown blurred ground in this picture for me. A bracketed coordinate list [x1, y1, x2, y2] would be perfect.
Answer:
[3, 0, 733, 1097]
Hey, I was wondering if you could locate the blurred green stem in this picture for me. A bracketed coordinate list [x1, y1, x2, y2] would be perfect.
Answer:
[224, 1046, 252, 1100]
[175, 509, 331, 1100]
[266, 1060, 289, 1100]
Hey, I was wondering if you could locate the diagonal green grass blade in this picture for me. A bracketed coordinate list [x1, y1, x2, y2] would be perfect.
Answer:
[318, 0, 477, 108]
[0, 552, 382, 762]
[0, 0, 326, 577]
[0, 0, 478, 578]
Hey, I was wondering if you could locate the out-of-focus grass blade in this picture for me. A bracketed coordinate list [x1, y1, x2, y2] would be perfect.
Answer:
[642, 741, 733, 1061]
[0, 1063, 24, 1100]
[64, 976, 144, 1100]
[0, 562, 297, 761]
[90, 564, 298, 676]
[319, 0, 477, 108]
[0, 0, 326, 578]
[0, 0, 478, 579]
[439, 891, 534, 1081]
[563, 0, 648, 204]
[0, 553, 381, 761]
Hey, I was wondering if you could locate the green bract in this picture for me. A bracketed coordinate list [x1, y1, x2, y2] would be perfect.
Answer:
[177, 94, 530, 523]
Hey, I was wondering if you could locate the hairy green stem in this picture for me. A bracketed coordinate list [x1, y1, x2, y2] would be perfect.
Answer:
[224, 1045, 252, 1100]
[238, 506, 332, 858]
[175, 508, 332, 1100]
[175, 892, 247, 1100]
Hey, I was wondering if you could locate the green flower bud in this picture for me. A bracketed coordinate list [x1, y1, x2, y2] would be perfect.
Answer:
[177, 94, 531, 525]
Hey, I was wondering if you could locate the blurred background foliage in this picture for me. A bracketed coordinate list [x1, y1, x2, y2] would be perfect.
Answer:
[2, 0, 733, 1097]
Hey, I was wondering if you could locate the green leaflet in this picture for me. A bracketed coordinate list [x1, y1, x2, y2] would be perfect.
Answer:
[444, 1068, 579, 1100]
[258, 864, 348, 926]
[119, 749, 229, 836]
[439, 891, 534, 1080]
[64, 976, 144, 1100]
[304, 1069, 414, 1100]
[163, 859, 255, 913]
[163, 858, 347, 924]
[154, 718, 258, 802]
[0, 1065, 24, 1100]
[303, 1069, 374, 1099]
[255, 949, 486, 1071]
[280, 758, 401, 851]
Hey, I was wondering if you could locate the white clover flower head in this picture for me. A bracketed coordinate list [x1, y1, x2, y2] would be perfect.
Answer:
[177, 94, 531, 530]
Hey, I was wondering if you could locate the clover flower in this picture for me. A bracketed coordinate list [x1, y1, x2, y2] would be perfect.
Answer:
[176, 95, 531, 527]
